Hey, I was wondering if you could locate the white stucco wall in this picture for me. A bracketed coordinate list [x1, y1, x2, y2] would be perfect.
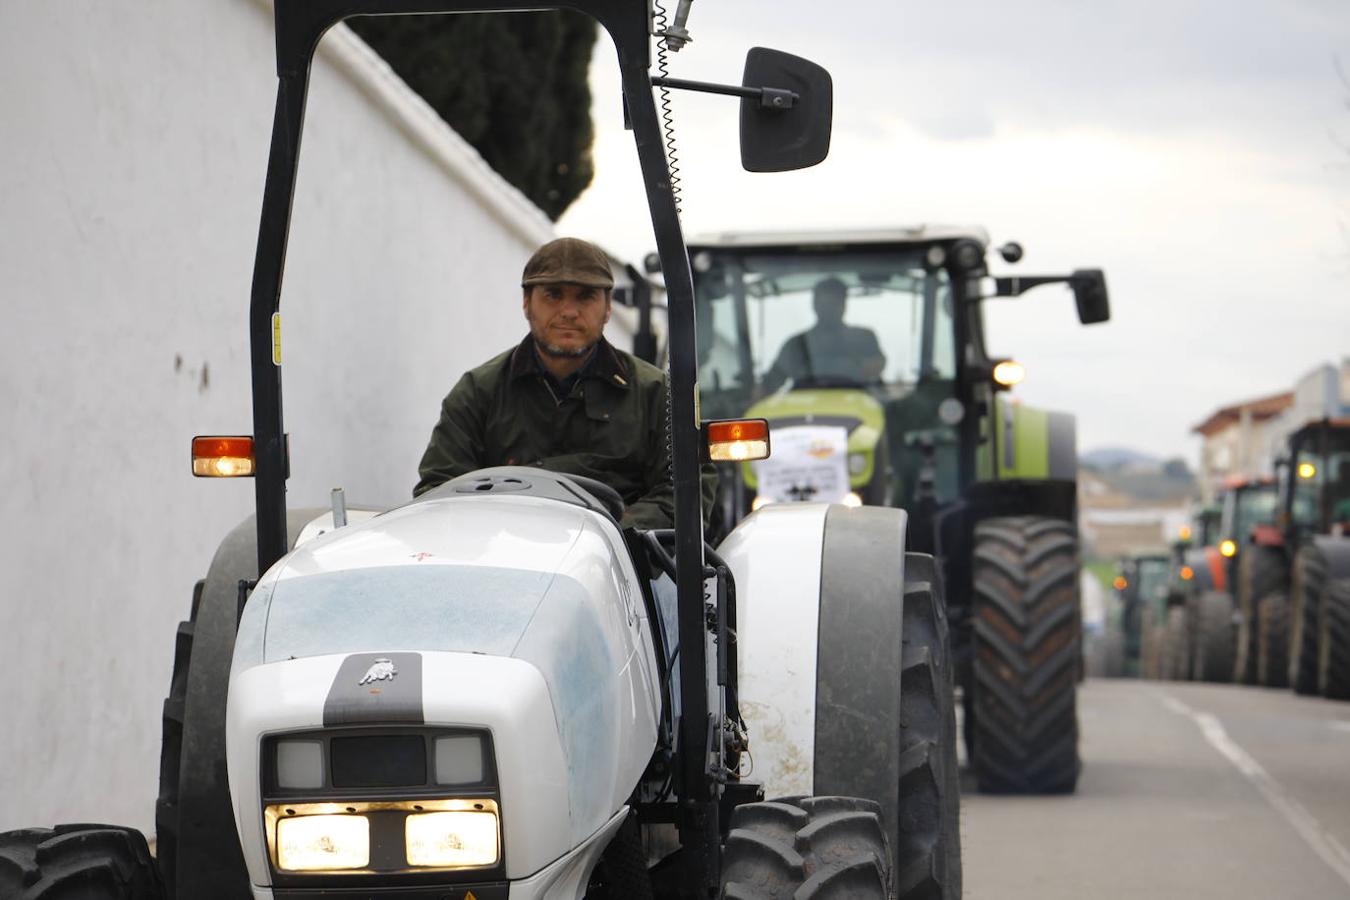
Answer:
[0, 1, 629, 833]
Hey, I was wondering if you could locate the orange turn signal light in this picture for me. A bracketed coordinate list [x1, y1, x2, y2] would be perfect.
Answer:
[704, 419, 770, 463]
[192, 435, 256, 477]
[1180, 566, 1195, 581]
[1112, 576, 1128, 591]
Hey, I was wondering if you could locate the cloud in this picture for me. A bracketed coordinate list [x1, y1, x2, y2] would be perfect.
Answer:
[561, 1, 1350, 458]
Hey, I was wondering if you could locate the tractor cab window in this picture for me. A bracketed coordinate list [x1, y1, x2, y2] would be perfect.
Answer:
[692, 246, 959, 505]
[1195, 509, 1221, 546]
[1292, 432, 1350, 531]
[1223, 485, 1277, 544]
[1135, 557, 1170, 606]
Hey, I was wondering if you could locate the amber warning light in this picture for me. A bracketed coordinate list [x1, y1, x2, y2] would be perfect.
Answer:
[192, 436, 256, 477]
[705, 419, 771, 463]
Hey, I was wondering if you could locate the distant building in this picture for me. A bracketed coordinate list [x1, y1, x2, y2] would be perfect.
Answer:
[1192, 391, 1293, 502]
[1191, 359, 1350, 503]
[1263, 360, 1350, 455]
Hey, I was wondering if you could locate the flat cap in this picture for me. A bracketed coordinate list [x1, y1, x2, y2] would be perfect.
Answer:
[521, 237, 614, 289]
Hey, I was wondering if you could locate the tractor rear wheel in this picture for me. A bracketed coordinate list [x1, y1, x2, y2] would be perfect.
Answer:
[1319, 579, 1350, 700]
[156, 509, 325, 898]
[1289, 546, 1327, 695]
[1190, 591, 1235, 682]
[970, 516, 1080, 794]
[1234, 546, 1287, 685]
[719, 797, 891, 899]
[0, 824, 164, 899]
[1257, 593, 1290, 688]
[895, 553, 961, 899]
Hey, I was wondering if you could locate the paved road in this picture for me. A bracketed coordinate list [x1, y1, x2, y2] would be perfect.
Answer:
[962, 679, 1350, 899]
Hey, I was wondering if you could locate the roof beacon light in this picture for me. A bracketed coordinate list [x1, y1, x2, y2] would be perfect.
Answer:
[1298, 462, 1317, 480]
[1179, 525, 1193, 541]
[1112, 576, 1128, 591]
[1180, 566, 1195, 581]
[992, 359, 1026, 387]
[1220, 540, 1237, 558]
[706, 419, 770, 462]
[192, 436, 256, 478]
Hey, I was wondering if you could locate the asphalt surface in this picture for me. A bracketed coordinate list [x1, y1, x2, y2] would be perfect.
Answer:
[961, 679, 1350, 899]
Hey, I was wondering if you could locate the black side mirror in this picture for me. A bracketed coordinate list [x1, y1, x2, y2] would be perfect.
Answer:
[740, 48, 832, 172]
[1070, 269, 1110, 324]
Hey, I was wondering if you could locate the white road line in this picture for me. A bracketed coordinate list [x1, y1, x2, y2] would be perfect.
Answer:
[1161, 692, 1350, 888]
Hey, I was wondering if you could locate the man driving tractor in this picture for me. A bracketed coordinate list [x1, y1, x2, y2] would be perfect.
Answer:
[414, 237, 716, 530]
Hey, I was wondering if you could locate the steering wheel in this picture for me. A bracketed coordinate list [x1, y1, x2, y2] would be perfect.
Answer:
[560, 473, 626, 522]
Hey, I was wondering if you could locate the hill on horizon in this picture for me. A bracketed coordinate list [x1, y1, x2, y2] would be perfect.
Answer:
[1081, 446, 1162, 469]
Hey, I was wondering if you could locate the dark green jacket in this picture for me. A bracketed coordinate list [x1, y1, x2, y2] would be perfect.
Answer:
[415, 335, 715, 530]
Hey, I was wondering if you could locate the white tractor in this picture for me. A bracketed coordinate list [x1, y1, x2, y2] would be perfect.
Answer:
[0, 1, 960, 898]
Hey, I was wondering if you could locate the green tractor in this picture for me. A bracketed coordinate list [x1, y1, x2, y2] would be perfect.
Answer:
[669, 226, 1110, 793]
[1114, 552, 1172, 679]
[1249, 419, 1350, 696]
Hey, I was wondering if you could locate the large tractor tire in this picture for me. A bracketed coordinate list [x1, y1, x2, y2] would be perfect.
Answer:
[1090, 624, 1126, 678]
[1162, 606, 1190, 681]
[1289, 546, 1327, 695]
[1190, 591, 1236, 683]
[1257, 593, 1290, 688]
[1137, 605, 1162, 680]
[895, 553, 961, 899]
[807, 509, 960, 898]
[1320, 579, 1350, 700]
[156, 509, 324, 898]
[0, 824, 164, 899]
[1234, 546, 1287, 685]
[719, 797, 891, 899]
[970, 516, 1080, 794]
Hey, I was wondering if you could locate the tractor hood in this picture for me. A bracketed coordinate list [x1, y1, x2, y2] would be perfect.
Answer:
[234, 488, 635, 668]
[226, 471, 661, 884]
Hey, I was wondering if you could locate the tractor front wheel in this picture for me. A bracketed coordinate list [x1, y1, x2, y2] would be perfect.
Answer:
[1234, 546, 1287, 685]
[970, 516, 1081, 793]
[1190, 591, 1235, 682]
[719, 797, 891, 899]
[1257, 593, 1290, 688]
[0, 825, 164, 899]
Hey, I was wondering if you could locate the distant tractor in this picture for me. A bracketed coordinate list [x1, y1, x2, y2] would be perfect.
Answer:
[1258, 419, 1350, 696]
[662, 227, 1111, 793]
[1116, 552, 1174, 679]
[1165, 505, 1234, 682]
[1214, 477, 1281, 685]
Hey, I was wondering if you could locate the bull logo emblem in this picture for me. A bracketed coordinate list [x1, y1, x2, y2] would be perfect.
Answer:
[358, 658, 397, 686]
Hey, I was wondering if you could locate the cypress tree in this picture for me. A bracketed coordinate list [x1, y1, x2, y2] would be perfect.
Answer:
[349, 11, 597, 220]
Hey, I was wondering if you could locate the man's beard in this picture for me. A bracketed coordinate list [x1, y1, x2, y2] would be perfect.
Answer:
[526, 306, 600, 359]
[535, 336, 597, 359]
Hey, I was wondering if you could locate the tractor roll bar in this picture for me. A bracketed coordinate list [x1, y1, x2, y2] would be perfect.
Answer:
[250, 0, 716, 889]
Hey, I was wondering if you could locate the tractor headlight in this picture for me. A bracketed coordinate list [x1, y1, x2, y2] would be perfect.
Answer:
[261, 729, 501, 880]
[276, 814, 369, 871]
[406, 810, 500, 868]
[1220, 540, 1237, 558]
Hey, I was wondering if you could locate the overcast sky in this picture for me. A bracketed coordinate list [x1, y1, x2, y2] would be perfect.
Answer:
[558, 0, 1350, 461]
